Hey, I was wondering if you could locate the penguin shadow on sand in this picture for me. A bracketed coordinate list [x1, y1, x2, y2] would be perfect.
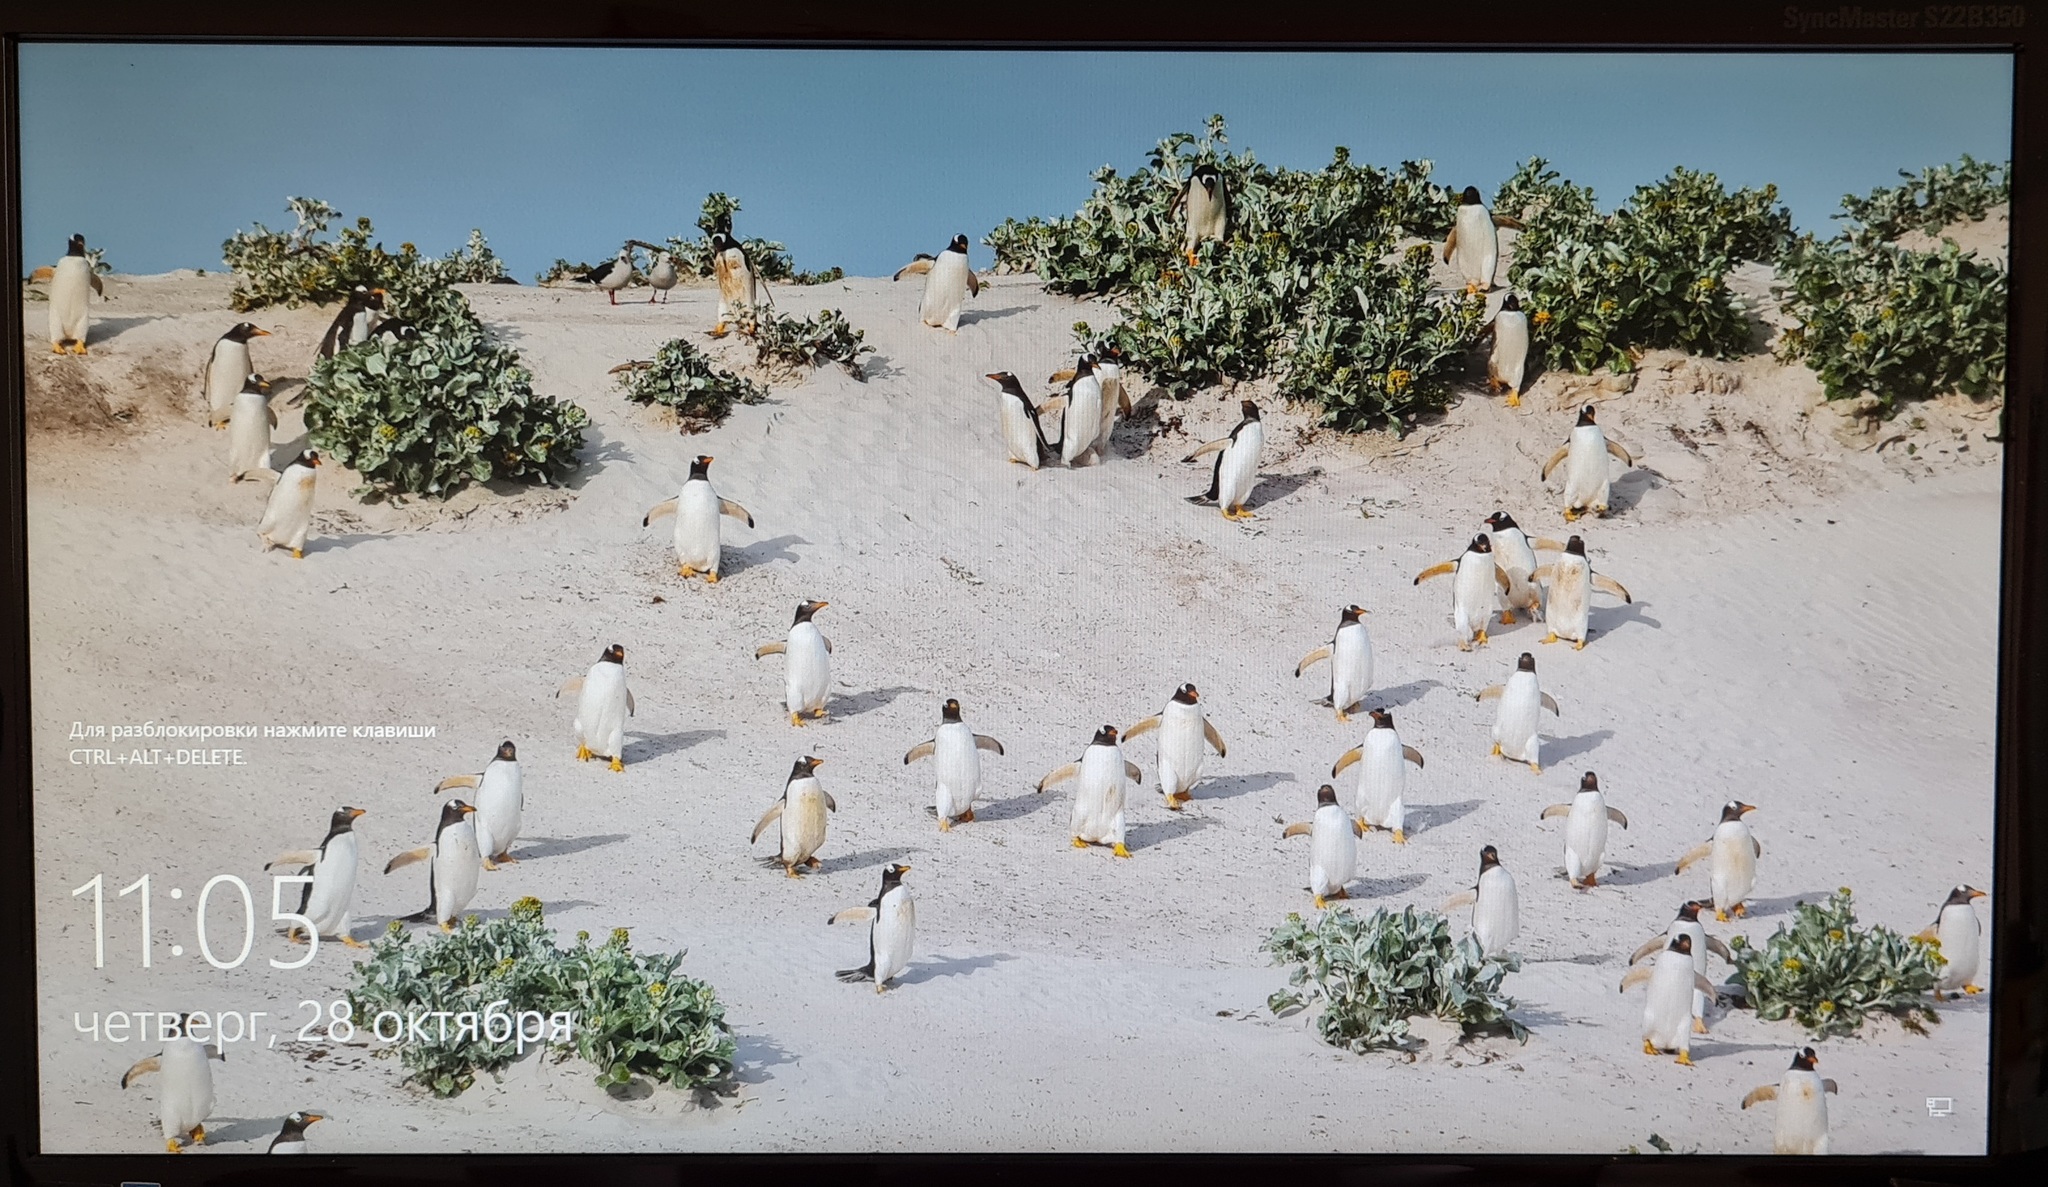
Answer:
[1243, 466, 1324, 515]
[620, 727, 725, 763]
[730, 1033, 798, 1088]
[896, 952, 1016, 986]
[1309, 871, 1429, 903]
[954, 305, 1034, 329]
[1739, 892, 1842, 921]
[509, 833, 631, 861]
[1361, 678, 1444, 712]
[1542, 728, 1614, 765]
[560, 434, 636, 489]
[1602, 466, 1669, 516]
[1194, 770, 1294, 801]
[814, 846, 920, 876]
[1124, 812, 1220, 852]
[1402, 799, 1486, 833]
[187, 1115, 285, 1148]
[1592, 600, 1662, 640]
[965, 789, 1059, 825]
[1590, 859, 1670, 889]
[826, 685, 919, 722]
[718, 534, 808, 578]
[77, 315, 157, 345]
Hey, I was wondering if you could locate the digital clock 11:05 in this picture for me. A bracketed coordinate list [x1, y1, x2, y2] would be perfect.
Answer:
[71, 873, 327, 970]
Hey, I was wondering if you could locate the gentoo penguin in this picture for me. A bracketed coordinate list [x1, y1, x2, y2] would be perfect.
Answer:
[1540, 405, 1636, 521]
[1629, 900, 1734, 1034]
[49, 233, 101, 354]
[435, 741, 523, 869]
[1330, 707, 1424, 843]
[830, 863, 915, 992]
[226, 374, 278, 482]
[1296, 604, 1374, 721]
[752, 756, 836, 876]
[896, 234, 980, 332]
[1539, 771, 1630, 888]
[263, 805, 366, 947]
[1282, 785, 1362, 909]
[384, 798, 482, 932]
[1675, 802, 1761, 921]
[585, 249, 633, 305]
[756, 601, 833, 726]
[203, 321, 271, 427]
[256, 449, 321, 558]
[904, 698, 1005, 831]
[1442, 186, 1523, 294]
[555, 644, 635, 771]
[984, 372, 1056, 468]
[1123, 683, 1227, 811]
[643, 455, 754, 582]
[1914, 885, 1988, 998]
[1036, 355, 1105, 466]
[1482, 511, 1564, 625]
[1170, 163, 1228, 266]
[1184, 400, 1264, 519]
[120, 1014, 225, 1152]
[1442, 845, 1519, 957]
[1088, 341, 1132, 450]
[368, 317, 418, 341]
[647, 250, 678, 304]
[268, 1111, 325, 1154]
[709, 233, 761, 336]
[1742, 1048, 1839, 1154]
[1532, 536, 1633, 650]
[318, 285, 386, 358]
[1415, 535, 1512, 650]
[1620, 934, 1718, 1066]
[1482, 294, 1531, 404]
[1476, 652, 1559, 773]
[1037, 725, 1142, 858]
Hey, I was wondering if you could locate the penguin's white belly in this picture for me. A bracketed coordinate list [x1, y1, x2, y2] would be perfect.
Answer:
[272, 1139, 308, 1154]
[1453, 207, 1498, 287]
[1218, 423, 1263, 510]
[227, 392, 273, 477]
[1563, 427, 1612, 511]
[1491, 311, 1529, 388]
[1678, 919, 1711, 1019]
[1493, 676, 1542, 765]
[920, 254, 971, 330]
[50, 257, 91, 344]
[1331, 625, 1373, 711]
[1094, 368, 1123, 447]
[157, 1039, 214, 1139]
[1358, 733, 1405, 831]
[208, 340, 253, 423]
[434, 824, 481, 925]
[1070, 749, 1127, 844]
[1644, 952, 1696, 1050]
[674, 482, 723, 572]
[1185, 187, 1225, 246]
[782, 784, 830, 866]
[1310, 806, 1357, 897]
[785, 624, 830, 714]
[1473, 868, 1519, 955]
[1937, 908, 1981, 992]
[1774, 1074, 1831, 1155]
[257, 472, 317, 552]
[999, 398, 1042, 468]
[1156, 705, 1207, 797]
[1062, 381, 1104, 464]
[474, 763, 522, 859]
[577, 667, 630, 759]
[933, 724, 982, 818]
[1495, 534, 1542, 613]
[349, 309, 373, 344]
[874, 888, 916, 985]
[303, 832, 358, 937]
[1547, 562, 1592, 642]
[1564, 796, 1609, 881]
[1712, 827, 1756, 911]
[1453, 557, 1498, 638]
[717, 256, 756, 317]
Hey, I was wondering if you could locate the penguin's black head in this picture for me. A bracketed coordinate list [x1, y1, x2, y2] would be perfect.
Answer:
[496, 740, 518, 762]
[1516, 652, 1536, 673]
[1677, 900, 1706, 922]
[986, 371, 1027, 397]
[1461, 186, 1483, 205]
[949, 234, 971, 254]
[1502, 294, 1522, 312]
[1484, 511, 1517, 533]
[1669, 934, 1695, 956]
[794, 600, 828, 624]
[1791, 1047, 1819, 1071]
[226, 321, 272, 342]
[439, 798, 477, 830]
[368, 287, 388, 309]
[1092, 724, 1120, 747]
[689, 455, 714, 480]
[1173, 683, 1199, 705]
[67, 233, 87, 255]
[1580, 771, 1600, 792]
[1240, 400, 1261, 420]
[1565, 535, 1587, 557]
[1478, 845, 1501, 872]
[711, 231, 735, 253]
[1339, 604, 1366, 625]
[1369, 707, 1393, 729]
[1470, 534, 1493, 554]
[1315, 784, 1339, 806]
[281, 1111, 325, 1136]
[330, 805, 366, 832]
[1194, 164, 1220, 189]
[1947, 884, 1988, 907]
[1077, 353, 1097, 372]
[297, 449, 322, 468]
[941, 698, 963, 723]
[880, 862, 911, 889]
[1721, 801, 1756, 823]
[244, 373, 272, 394]
[601, 643, 625, 665]
[1576, 404, 1598, 427]
[792, 755, 823, 780]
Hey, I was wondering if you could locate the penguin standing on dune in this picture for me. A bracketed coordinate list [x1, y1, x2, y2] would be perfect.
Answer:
[318, 285, 386, 359]
[555, 644, 635, 771]
[1415, 535, 1512, 651]
[1476, 652, 1559, 774]
[1088, 341, 1132, 451]
[904, 699, 1005, 831]
[1541, 405, 1635, 521]
[1296, 605, 1374, 722]
[1282, 785, 1361, 909]
[830, 863, 915, 992]
[384, 798, 481, 932]
[256, 449, 321, 558]
[984, 372, 1056, 468]
[896, 234, 980, 332]
[203, 322, 271, 427]
[753, 756, 836, 876]
[710, 232, 762, 336]
[585, 249, 633, 305]
[263, 805, 366, 947]
[1123, 683, 1227, 812]
[226, 374, 278, 483]
[1915, 884, 1988, 998]
[1037, 355, 1105, 467]
[268, 1111, 325, 1154]
[1170, 163, 1228, 266]
[1621, 934, 1719, 1066]
[435, 741, 523, 870]
[1743, 1048, 1839, 1154]
[1539, 771, 1629, 889]
[120, 1014, 225, 1153]
[644, 455, 753, 583]
[1676, 802, 1761, 921]
[756, 601, 833, 726]
[1038, 725, 1141, 858]
[1184, 400, 1264, 520]
[48, 233, 102, 354]
[1483, 512, 1564, 626]
[1480, 294, 1531, 404]
[1533, 535, 1633, 650]
[1630, 900, 1733, 1034]
[1442, 845, 1519, 957]
[1330, 708, 1424, 843]
[1442, 187, 1523, 294]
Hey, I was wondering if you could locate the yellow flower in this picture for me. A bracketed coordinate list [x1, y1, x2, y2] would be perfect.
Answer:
[1850, 332, 1870, 347]
[611, 927, 632, 947]
[648, 982, 667, 999]
[1695, 276, 1717, 292]
[1783, 958, 1803, 971]
[1386, 369, 1413, 394]
[1818, 1001, 1836, 1013]
[377, 424, 399, 442]
[1828, 929, 1845, 942]
[1881, 307, 1896, 319]
[465, 425, 484, 440]
[1532, 310, 1554, 327]
[495, 957, 516, 974]
[1599, 299, 1618, 314]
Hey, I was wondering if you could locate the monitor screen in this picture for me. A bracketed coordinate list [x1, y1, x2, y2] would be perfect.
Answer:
[16, 44, 2009, 1157]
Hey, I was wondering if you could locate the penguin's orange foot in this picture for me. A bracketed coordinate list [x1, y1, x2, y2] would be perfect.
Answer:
[292, 548, 304, 559]
[1391, 830, 1408, 845]
[1331, 888, 1349, 900]
[1474, 630, 1490, 645]
[495, 852, 517, 864]
[1356, 817, 1371, 833]
[790, 713, 807, 727]
[1464, 283, 1483, 296]
[812, 708, 827, 719]
[1541, 632, 1560, 645]
[1732, 903, 1748, 918]
[1584, 874, 1599, 888]
[938, 816, 953, 832]
[806, 857, 821, 869]
[1692, 1017, 1710, 1035]
[1112, 843, 1132, 859]
[1313, 895, 1329, 910]
[679, 565, 697, 579]
[73, 343, 89, 355]
[576, 744, 593, 762]
[167, 1139, 185, 1153]
[1642, 1040, 1659, 1056]
[1675, 1051, 1694, 1067]
[1506, 394, 1521, 408]
[1716, 910, 1730, 923]
[1574, 639, 1587, 651]
[1490, 743, 1503, 757]
[1186, 249, 1199, 268]
[1562, 508, 1581, 522]
[784, 865, 801, 879]
[1965, 984, 1985, 995]
[1335, 710, 1352, 723]
[705, 571, 720, 584]
[1500, 610, 1517, 625]
[1163, 797, 1183, 812]
[1528, 763, 1543, 774]
[710, 322, 730, 339]
[342, 935, 367, 948]
[609, 757, 624, 773]
[1072, 836, 1089, 850]
[440, 921, 455, 933]
[51, 343, 66, 354]
[481, 858, 500, 872]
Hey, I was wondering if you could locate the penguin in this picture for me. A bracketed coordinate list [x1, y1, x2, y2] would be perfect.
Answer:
[1295, 604, 1374, 722]
[1037, 725, 1141, 858]
[1531, 535, 1633, 650]
[1441, 186, 1523, 294]
[1540, 405, 1636, 521]
[1742, 1048, 1839, 1155]
[752, 756, 836, 876]
[1036, 355, 1105, 467]
[1629, 900, 1734, 1034]
[647, 250, 678, 304]
[585, 249, 633, 305]
[256, 449, 321, 558]
[369, 317, 419, 341]
[1482, 511, 1565, 626]
[1539, 771, 1630, 888]
[1184, 400, 1264, 520]
[268, 1111, 325, 1154]
[1169, 163, 1228, 266]
[1620, 934, 1719, 1066]
[434, 741, 523, 870]
[1914, 884, 1988, 998]
[1414, 535, 1513, 650]
[984, 372, 1056, 468]
[1329, 707, 1424, 843]
[830, 863, 915, 992]
[896, 234, 980, 332]
[756, 601, 833, 726]
[710, 232, 761, 336]
[226, 374, 278, 483]
[643, 455, 754, 582]
[384, 798, 482, 932]
[1087, 341, 1132, 451]
[1481, 294, 1531, 404]
[554, 644, 635, 771]
[1281, 785, 1362, 909]
[1475, 652, 1559, 773]
[1441, 845, 1519, 957]
[318, 285, 387, 358]
[119, 1014, 225, 1152]
[202, 322, 271, 427]
[904, 698, 1005, 831]
[48, 233, 101, 354]
[1675, 801, 1761, 921]
[1123, 683, 1227, 811]
[263, 805, 366, 947]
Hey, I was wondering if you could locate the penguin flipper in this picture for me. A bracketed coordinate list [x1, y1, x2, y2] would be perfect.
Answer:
[1492, 213, 1526, 230]
[265, 849, 319, 871]
[1402, 745, 1425, 769]
[974, 735, 1005, 755]
[892, 256, 934, 281]
[821, 637, 833, 654]
[1441, 889, 1478, 912]
[1607, 807, 1630, 828]
[626, 690, 636, 716]
[1295, 645, 1332, 676]
[1530, 538, 1568, 552]
[1675, 842, 1713, 873]
[967, 271, 982, 297]
[120, 1055, 161, 1088]
[1036, 763, 1079, 793]
[823, 791, 838, 812]
[1823, 1079, 1839, 1095]
[750, 802, 784, 844]
[1442, 224, 1458, 263]
[1694, 974, 1719, 998]
[835, 963, 875, 983]
[384, 846, 432, 874]
[1539, 804, 1572, 820]
[1593, 575, 1633, 603]
[268, 407, 279, 429]
[1475, 685, 1505, 702]
[1047, 368, 1077, 385]
[1540, 446, 1570, 480]
[1414, 562, 1457, 585]
[1705, 936, 1735, 963]
[829, 907, 876, 926]
[642, 498, 677, 526]
[719, 499, 755, 528]
[1204, 720, 1229, 757]
[555, 677, 584, 698]
[1330, 747, 1363, 778]
[754, 642, 787, 659]
[1124, 761, 1144, 783]
[1540, 693, 1561, 716]
[1530, 564, 1557, 583]
[1495, 565, 1513, 592]
[1122, 716, 1161, 741]
[1183, 437, 1230, 463]
[1606, 438, 1636, 466]
[1629, 936, 1665, 964]
[1741, 1085, 1778, 1109]
[1618, 965, 1654, 993]
[1753, 837, 1762, 858]
[435, 774, 481, 792]
[1037, 395, 1067, 418]
[903, 740, 936, 764]
[1281, 822, 1314, 839]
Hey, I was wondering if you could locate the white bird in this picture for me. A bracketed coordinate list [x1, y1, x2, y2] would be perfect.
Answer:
[647, 250, 678, 304]
[268, 1111, 325, 1154]
[384, 798, 482, 931]
[1442, 845, 1519, 957]
[263, 805, 367, 947]
[434, 741, 523, 869]
[1621, 934, 1719, 1066]
[1295, 604, 1374, 721]
[710, 232, 763, 335]
[1482, 511, 1565, 626]
[225, 373, 278, 482]
[202, 321, 271, 427]
[1169, 163, 1229, 266]
[1915, 884, 1988, 998]
[643, 454, 753, 583]
[831, 863, 915, 992]
[984, 371, 1056, 469]
[1415, 535, 1513, 651]
[1481, 293, 1531, 404]
[48, 232, 102, 354]
[1742, 1048, 1839, 1154]
[1476, 652, 1559, 773]
[1123, 682, 1226, 811]
[904, 699, 1005, 831]
[1541, 404, 1635, 521]
[1532, 535, 1633, 650]
[1330, 707, 1424, 843]
[1042, 355, 1105, 467]
[585, 249, 633, 305]
[753, 756, 836, 876]
[1282, 785, 1361, 909]
[1629, 900, 1734, 1034]
[755, 601, 832, 726]
[1441, 185, 1523, 294]
[120, 1016, 225, 1153]
[255, 449, 321, 558]
[1184, 400, 1265, 519]
[896, 234, 980, 332]
[1038, 725, 1141, 858]
[1539, 771, 1630, 888]
[1675, 801, 1761, 921]
[555, 644, 635, 771]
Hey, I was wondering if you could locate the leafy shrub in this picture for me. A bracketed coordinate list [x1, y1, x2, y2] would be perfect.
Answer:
[222, 197, 507, 311]
[1838, 155, 2008, 243]
[663, 192, 841, 285]
[617, 338, 768, 428]
[751, 307, 874, 379]
[346, 897, 736, 1097]
[1725, 888, 1942, 1039]
[304, 286, 588, 498]
[1263, 905, 1527, 1053]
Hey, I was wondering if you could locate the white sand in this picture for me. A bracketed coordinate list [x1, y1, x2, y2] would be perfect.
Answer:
[24, 247, 1998, 1154]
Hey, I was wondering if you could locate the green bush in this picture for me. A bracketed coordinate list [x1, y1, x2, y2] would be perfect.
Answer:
[617, 338, 768, 427]
[303, 286, 588, 498]
[1726, 888, 1943, 1039]
[751, 307, 874, 379]
[1838, 154, 2008, 244]
[1263, 905, 1527, 1053]
[345, 897, 736, 1097]
[663, 192, 841, 285]
[222, 197, 508, 311]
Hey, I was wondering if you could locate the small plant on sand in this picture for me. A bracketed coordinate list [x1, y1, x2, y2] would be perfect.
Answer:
[1263, 906, 1526, 1053]
[750, 307, 874, 379]
[1725, 888, 1943, 1039]
[1837, 155, 2008, 244]
[662, 192, 842, 285]
[222, 197, 506, 310]
[616, 338, 768, 429]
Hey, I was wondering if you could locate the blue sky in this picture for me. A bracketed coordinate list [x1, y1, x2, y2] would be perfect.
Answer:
[17, 46, 2013, 280]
